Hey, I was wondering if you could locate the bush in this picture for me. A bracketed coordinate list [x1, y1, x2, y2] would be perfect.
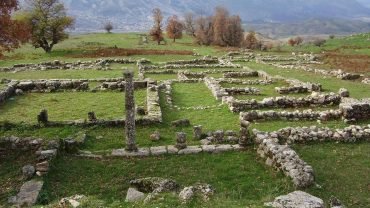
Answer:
[313, 38, 326, 47]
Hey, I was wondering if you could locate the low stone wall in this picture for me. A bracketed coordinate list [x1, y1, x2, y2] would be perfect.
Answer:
[266, 62, 361, 80]
[97, 81, 149, 91]
[223, 71, 259, 78]
[256, 55, 301, 62]
[166, 58, 219, 65]
[146, 84, 163, 123]
[224, 93, 341, 112]
[204, 78, 228, 101]
[253, 130, 315, 188]
[141, 63, 242, 71]
[274, 125, 370, 143]
[0, 136, 43, 156]
[240, 109, 343, 122]
[224, 87, 260, 95]
[0, 58, 140, 73]
[340, 98, 370, 121]
[11, 80, 89, 92]
[111, 144, 244, 157]
[218, 78, 273, 85]
[276, 79, 322, 94]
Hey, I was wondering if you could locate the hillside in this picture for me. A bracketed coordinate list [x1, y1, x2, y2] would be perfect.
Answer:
[36, 0, 370, 34]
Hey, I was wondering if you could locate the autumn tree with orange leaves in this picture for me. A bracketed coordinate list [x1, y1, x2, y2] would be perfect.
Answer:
[149, 8, 164, 45]
[0, 0, 30, 57]
[166, 15, 183, 42]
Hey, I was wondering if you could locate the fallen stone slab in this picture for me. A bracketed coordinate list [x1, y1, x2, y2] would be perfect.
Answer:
[264, 191, 324, 208]
[167, 145, 179, 154]
[214, 144, 233, 153]
[112, 148, 150, 157]
[201, 145, 216, 153]
[178, 146, 202, 155]
[9, 180, 44, 207]
[150, 146, 167, 156]
[125, 187, 145, 202]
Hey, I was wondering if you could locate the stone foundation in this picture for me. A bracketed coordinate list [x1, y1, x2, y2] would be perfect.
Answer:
[224, 93, 341, 113]
[253, 130, 315, 188]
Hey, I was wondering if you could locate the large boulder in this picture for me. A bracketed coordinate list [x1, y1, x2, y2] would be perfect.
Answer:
[265, 191, 324, 208]
[125, 188, 145, 202]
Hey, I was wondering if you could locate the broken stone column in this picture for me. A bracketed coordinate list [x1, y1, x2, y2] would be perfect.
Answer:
[176, 132, 187, 150]
[37, 109, 48, 126]
[239, 120, 251, 147]
[88, 111, 97, 122]
[124, 70, 138, 152]
[193, 125, 203, 140]
[213, 130, 224, 143]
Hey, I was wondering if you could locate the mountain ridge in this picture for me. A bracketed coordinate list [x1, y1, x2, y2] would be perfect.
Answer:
[22, 0, 370, 36]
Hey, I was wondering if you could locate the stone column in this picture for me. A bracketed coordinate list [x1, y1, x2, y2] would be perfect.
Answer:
[124, 70, 138, 152]
[193, 125, 203, 140]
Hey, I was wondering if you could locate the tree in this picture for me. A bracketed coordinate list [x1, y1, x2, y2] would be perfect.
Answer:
[24, 0, 74, 53]
[149, 8, 164, 45]
[223, 15, 244, 47]
[104, 21, 113, 33]
[0, 0, 30, 57]
[244, 31, 259, 49]
[313, 38, 326, 47]
[212, 6, 229, 46]
[184, 12, 196, 37]
[166, 15, 183, 42]
[295, 36, 303, 46]
[194, 16, 213, 46]
[288, 38, 297, 46]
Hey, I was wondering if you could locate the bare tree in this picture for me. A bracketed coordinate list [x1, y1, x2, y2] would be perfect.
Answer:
[295, 36, 303, 46]
[223, 15, 244, 47]
[212, 6, 229, 46]
[166, 15, 183, 42]
[184, 12, 196, 37]
[149, 8, 164, 45]
[104, 21, 113, 33]
[194, 16, 214, 46]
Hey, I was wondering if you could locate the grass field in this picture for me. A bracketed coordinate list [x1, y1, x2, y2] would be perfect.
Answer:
[0, 32, 369, 207]
[0, 90, 146, 123]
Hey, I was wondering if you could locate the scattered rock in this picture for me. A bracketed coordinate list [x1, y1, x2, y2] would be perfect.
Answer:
[171, 119, 190, 127]
[338, 88, 350, 97]
[22, 165, 35, 180]
[59, 195, 86, 208]
[125, 188, 145, 203]
[265, 191, 324, 208]
[150, 131, 160, 141]
[179, 186, 194, 203]
[130, 177, 179, 193]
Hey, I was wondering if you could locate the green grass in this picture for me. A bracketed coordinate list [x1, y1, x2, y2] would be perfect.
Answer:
[172, 83, 220, 107]
[42, 151, 293, 207]
[0, 64, 137, 80]
[0, 33, 221, 67]
[1, 32, 370, 208]
[295, 142, 370, 208]
[226, 80, 312, 101]
[0, 90, 146, 123]
[244, 62, 370, 99]
[144, 73, 178, 81]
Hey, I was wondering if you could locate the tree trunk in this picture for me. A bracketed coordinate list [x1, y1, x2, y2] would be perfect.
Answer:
[173, 38, 176, 42]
